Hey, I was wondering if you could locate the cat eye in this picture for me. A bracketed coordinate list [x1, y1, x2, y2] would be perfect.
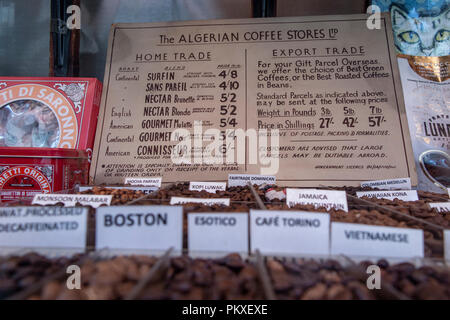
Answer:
[435, 30, 449, 42]
[398, 31, 420, 44]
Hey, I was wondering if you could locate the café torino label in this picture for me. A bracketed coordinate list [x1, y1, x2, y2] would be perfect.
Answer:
[91, 14, 416, 187]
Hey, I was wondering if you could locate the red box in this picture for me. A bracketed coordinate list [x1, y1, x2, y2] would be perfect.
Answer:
[0, 77, 102, 160]
[0, 147, 89, 202]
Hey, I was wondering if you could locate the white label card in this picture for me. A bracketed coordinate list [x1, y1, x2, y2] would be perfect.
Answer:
[189, 182, 227, 193]
[228, 174, 276, 187]
[331, 222, 424, 258]
[250, 210, 330, 256]
[32, 194, 112, 208]
[0, 206, 87, 251]
[96, 205, 182, 252]
[428, 202, 450, 213]
[124, 177, 162, 187]
[188, 213, 248, 254]
[286, 188, 348, 212]
[360, 178, 411, 190]
[170, 197, 230, 206]
[356, 190, 418, 201]
[445, 230, 450, 262]
[78, 186, 159, 194]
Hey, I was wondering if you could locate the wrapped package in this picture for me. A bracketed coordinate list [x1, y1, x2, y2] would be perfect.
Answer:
[0, 77, 102, 159]
[397, 54, 449, 193]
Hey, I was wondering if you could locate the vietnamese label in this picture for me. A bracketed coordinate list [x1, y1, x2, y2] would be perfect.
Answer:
[445, 230, 450, 262]
[188, 213, 248, 253]
[189, 181, 227, 193]
[78, 185, 158, 194]
[331, 222, 424, 258]
[228, 174, 276, 187]
[0, 206, 87, 250]
[124, 177, 162, 187]
[170, 197, 230, 206]
[32, 194, 112, 208]
[250, 210, 330, 255]
[96, 205, 182, 251]
[356, 190, 418, 201]
[286, 188, 348, 211]
[360, 177, 411, 190]
[428, 202, 450, 213]
[91, 14, 416, 187]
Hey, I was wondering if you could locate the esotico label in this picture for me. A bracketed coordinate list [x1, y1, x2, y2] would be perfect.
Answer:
[0, 84, 79, 148]
[0, 165, 53, 200]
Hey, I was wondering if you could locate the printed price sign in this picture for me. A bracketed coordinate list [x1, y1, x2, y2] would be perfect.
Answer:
[91, 14, 416, 187]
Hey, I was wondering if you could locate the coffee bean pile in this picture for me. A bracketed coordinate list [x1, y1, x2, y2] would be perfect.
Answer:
[29, 255, 157, 300]
[0, 253, 80, 299]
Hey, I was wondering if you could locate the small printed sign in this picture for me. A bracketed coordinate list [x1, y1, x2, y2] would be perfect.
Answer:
[78, 186, 158, 194]
[444, 230, 450, 262]
[228, 174, 276, 187]
[188, 213, 248, 254]
[170, 197, 230, 206]
[428, 202, 450, 213]
[331, 222, 424, 258]
[32, 194, 112, 208]
[360, 178, 411, 190]
[96, 205, 183, 252]
[189, 182, 227, 193]
[124, 177, 162, 187]
[250, 210, 330, 256]
[356, 190, 418, 201]
[0, 206, 87, 251]
[286, 188, 348, 212]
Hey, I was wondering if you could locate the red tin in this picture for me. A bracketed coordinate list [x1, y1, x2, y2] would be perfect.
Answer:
[0, 77, 102, 161]
[0, 147, 88, 202]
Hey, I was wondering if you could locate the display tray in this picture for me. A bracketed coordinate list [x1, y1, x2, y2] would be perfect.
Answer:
[2, 248, 449, 300]
[0, 183, 448, 259]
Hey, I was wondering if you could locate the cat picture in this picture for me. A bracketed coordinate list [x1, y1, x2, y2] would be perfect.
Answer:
[391, 4, 449, 56]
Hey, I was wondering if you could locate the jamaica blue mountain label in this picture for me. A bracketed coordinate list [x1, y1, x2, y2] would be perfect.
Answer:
[91, 14, 416, 187]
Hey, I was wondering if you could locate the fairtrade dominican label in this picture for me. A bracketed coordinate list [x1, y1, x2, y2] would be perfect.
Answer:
[0, 165, 54, 201]
[445, 230, 450, 262]
[91, 14, 416, 187]
[78, 185, 158, 194]
[0, 206, 87, 250]
[170, 197, 230, 206]
[124, 177, 162, 187]
[189, 181, 227, 193]
[250, 210, 330, 256]
[428, 202, 450, 213]
[188, 213, 248, 253]
[331, 222, 424, 258]
[96, 205, 183, 252]
[356, 190, 418, 201]
[286, 188, 348, 211]
[360, 177, 411, 190]
[32, 194, 112, 208]
[228, 174, 276, 187]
